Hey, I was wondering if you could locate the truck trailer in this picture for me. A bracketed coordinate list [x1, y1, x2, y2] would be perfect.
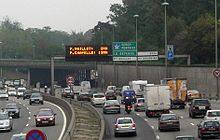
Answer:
[144, 85, 170, 117]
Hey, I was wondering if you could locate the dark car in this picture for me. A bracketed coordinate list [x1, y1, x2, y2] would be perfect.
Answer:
[29, 93, 44, 105]
[189, 99, 211, 118]
[5, 103, 20, 118]
[197, 120, 220, 139]
[34, 108, 56, 127]
[103, 100, 120, 114]
[77, 92, 90, 101]
[61, 87, 74, 99]
[105, 90, 117, 100]
[158, 114, 180, 131]
[23, 90, 32, 100]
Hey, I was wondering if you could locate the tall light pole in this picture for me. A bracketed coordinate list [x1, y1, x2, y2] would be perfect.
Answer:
[215, 0, 219, 100]
[0, 41, 2, 78]
[134, 14, 139, 80]
[162, 0, 169, 78]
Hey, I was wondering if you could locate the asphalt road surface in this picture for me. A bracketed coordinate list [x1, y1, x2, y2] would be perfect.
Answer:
[0, 96, 65, 140]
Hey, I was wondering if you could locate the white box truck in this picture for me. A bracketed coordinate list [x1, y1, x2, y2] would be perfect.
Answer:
[144, 85, 170, 117]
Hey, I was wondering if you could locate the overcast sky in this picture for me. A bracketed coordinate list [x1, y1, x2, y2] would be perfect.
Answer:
[0, 0, 122, 33]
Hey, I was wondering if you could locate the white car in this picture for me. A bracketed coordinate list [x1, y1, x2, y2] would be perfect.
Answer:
[114, 117, 137, 137]
[0, 89, 8, 100]
[7, 88, 17, 96]
[91, 93, 105, 106]
[17, 87, 26, 98]
[204, 110, 220, 121]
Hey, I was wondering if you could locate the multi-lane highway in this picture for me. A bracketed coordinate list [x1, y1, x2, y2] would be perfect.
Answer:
[92, 95, 220, 140]
[0, 96, 66, 140]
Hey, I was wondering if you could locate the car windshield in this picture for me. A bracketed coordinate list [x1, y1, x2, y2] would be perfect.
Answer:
[0, 113, 9, 120]
[94, 95, 104, 98]
[203, 121, 219, 127]
[18, 89, 25, 92]
[176, 137, 195, 140]
[118, 118, 132, 124]
[138, 99, 145, 103]
[9, 90, 15, 92]
[207, 111, 220, 117]
[161, 115, 177, 121]
[6, 105, 17, 109]
[194, 100, 209, 105]
[31, 93, 41, 97]
[38, 110, 53, 116]
[11, 135, 26, 140]
[106, 92, 114, 96]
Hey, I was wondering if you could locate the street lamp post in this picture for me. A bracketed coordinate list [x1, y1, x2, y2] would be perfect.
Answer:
[134, 14, 139, 80]
[215, 0, 219, 100]
[0, 41, 2, 78]
[162, 0, 169, 78]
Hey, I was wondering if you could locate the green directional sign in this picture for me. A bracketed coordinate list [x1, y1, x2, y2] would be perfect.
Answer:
[112, 42, 137, 57]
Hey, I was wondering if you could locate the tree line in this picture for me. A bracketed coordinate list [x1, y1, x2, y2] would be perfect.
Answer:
[0, 0, 219, 64]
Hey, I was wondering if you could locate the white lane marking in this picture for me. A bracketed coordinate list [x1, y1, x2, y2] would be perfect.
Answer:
[26, 124, 29, 127]
[27, 107, 29, 110]
[144, 118, 148, 122]
[151, 126, 154, 129]
[23, 104, 26, 106]
[180, 116, 183, 119]
[45, 101, 66, 140]
[136, 113, 140, 116]
[157, 135, 160, 139]
[169, 110, 173, 113]
[29, 112, 31, 114]
[28, 117, 31, 120]
[19, 102, 22, 104]
[190, 123, 195, 126]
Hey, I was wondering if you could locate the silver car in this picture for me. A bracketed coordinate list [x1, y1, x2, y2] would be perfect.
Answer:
[114, 117, 137, 137]
[0, 111, 13, 131]
[103, 100, 120, 114]
[29, 93, 44, 105]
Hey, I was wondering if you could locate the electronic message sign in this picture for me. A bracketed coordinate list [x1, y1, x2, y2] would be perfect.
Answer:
[65, 45, 112, 61]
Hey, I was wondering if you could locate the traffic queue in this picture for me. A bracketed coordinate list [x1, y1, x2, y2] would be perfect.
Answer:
[64, 78, 220, 140]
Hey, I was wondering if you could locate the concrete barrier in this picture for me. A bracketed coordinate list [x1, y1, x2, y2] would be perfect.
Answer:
[70, 99, 105, 140]
[41, 93, 75, 140]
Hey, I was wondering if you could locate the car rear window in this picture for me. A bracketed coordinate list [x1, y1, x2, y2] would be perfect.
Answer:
[138, 99, 145, 103]
[161, 115, 177, 121]
[105, 100, 119, 105]
[208, 111, 220, 117]
[204, 121, 219, 127]
[94, 95, 104, 98]
[194, 100, 209, 105]
[118, 119, 132, 124]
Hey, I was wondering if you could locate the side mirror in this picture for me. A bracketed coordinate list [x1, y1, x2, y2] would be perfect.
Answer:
[34, 115, 36, 117]
[54, 113, 57, 116]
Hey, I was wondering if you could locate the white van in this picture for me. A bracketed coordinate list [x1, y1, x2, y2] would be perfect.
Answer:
[17, 87, 26, 98]
[80, 81, 91, 92]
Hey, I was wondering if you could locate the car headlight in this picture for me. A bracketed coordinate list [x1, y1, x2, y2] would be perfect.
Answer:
[49, 117, 54, 121]
[5, 121, 9, 125]
[37, 118, 41, 121]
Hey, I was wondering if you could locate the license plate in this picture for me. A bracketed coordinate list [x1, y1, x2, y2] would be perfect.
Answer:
[122, 125, 129, 128]
[199, 106, 205, 110]
[208, 128, 216, 131]
[167, 122, 173, 125]
[0, 123, 3, 125]
[42, 121, 48, 123]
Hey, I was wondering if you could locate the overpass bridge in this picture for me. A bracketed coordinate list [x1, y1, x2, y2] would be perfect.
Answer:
[0, 58, 96, 87]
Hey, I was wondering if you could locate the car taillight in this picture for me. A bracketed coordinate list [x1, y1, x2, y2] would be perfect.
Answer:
[135, 103, 138, 106]
[201, 127, 206, 132]
[132, 123, 136, 127]
[192, 107, 196, 110]
[188, 93, 192, 96]
[115, 124, 118, 128]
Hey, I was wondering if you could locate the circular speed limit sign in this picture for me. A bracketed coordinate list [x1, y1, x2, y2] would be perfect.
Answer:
[213, 69, 220, 78]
